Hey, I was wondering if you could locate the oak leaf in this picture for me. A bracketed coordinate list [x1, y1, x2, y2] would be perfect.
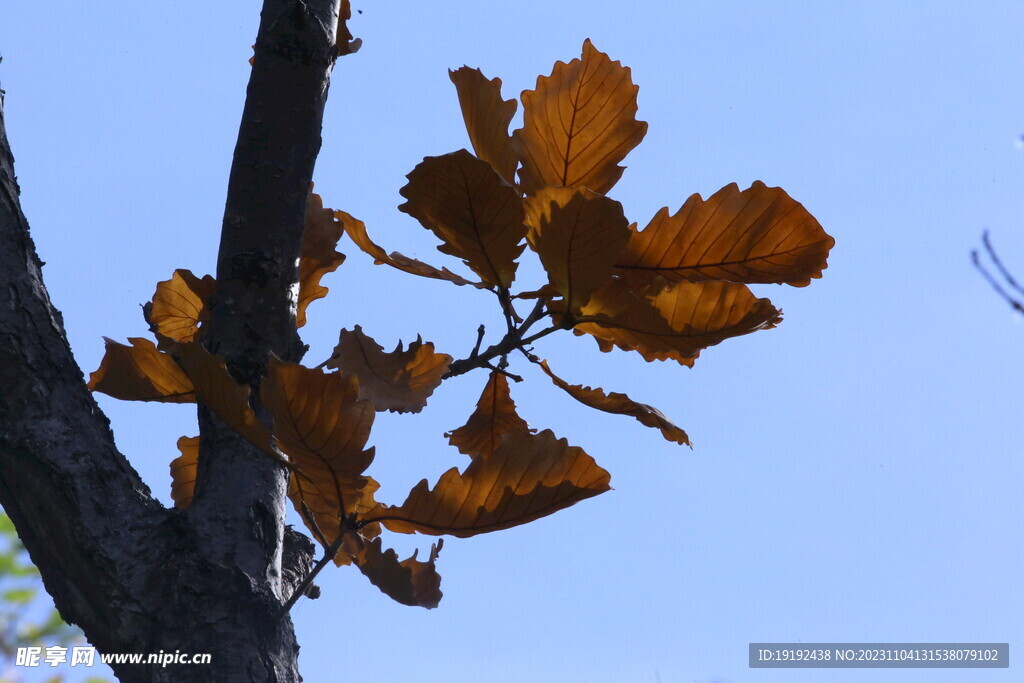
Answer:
[175, 343, 274, 455]
[297, 193, 346, 327]
[574, 277, 781, 365]
[399, 150, 526, 289]
[449, 67, 518, 184]
[366, 429, 610, 538]
[524, 186, 631, 313]
[514, 39, 647, 195]
[170, 436, 199, 509]
[352, 537, 443, 609]
[616, 181, 834, 286]
[538, 361, 689, 446]
[147, 270, 215, 343]
[336, 210, 486, 288]
[325, 326, 451, 414]
[88, 337, 195, 403]
[261, 358, 377, 558]
[446, 371, 532, 460]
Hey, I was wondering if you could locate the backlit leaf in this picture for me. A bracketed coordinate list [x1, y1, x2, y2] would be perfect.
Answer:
[290, 474, 381, 567]
[514, 39, 647, 195]
[261, 358, 377, 557]
[336, 0, 362, 55]
[538, 361, 690, 446]
[147, 270, 215, 343]
[175, 343, 274, 455]
[574, 277, 781, 365]
[352, 537, 443, 609]
[524, 186, 631, 313]
[326, 326, 451, 414]
[298, 192, 346, 327]
[170, 436, 199, 509]
[449, 67, 518, 184]
[616, 182, 834, 286]
[399, 150, 526, 288]
[88, 337, 195, 402]
[336, 210, 486, 288]
[446, 371, 532, 459]
[366, 429, 610, 538]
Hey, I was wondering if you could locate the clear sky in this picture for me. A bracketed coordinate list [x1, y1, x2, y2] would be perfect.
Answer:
[2, 1, 1022, 681]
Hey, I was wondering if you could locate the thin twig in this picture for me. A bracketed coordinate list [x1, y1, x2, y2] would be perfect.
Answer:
[470, 324, 486, 358]
[973, 232, 1024, 314]
[279, 526, 347, 618]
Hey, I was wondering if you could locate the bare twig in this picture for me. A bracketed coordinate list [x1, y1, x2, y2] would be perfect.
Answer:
[973, 231, 1024, 314]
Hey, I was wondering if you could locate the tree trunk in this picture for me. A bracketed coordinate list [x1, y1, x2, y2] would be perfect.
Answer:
[0, 1, 340, 680]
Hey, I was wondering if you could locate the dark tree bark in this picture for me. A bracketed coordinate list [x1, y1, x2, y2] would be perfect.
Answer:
[0, 0, 340, 680]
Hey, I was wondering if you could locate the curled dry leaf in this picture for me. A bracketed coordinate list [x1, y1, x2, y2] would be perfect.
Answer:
[399, 150, 526, 289]
[170, 436, 200, 509]
[326, 326, 451, 414]
[616, 181, 834, 287]
[175, 343, 275, 456]
[574, 277, 781, 365]
[352, 537, 443, 609]
[514, 39, 647, 195]
[147, 270, 216, 343]
[336, 0, 362, 55]
[449, 67, 518, 184]
[298, 193, 346, 327]
[524, 186, 631, 313]
[261, 357, 377, 558]
[336, 210, 486, 288]
[446, 371, 532, 460]
[538, 361, 689, 446]
[88, 337, 196, 403]
[366, 429, 610, 538]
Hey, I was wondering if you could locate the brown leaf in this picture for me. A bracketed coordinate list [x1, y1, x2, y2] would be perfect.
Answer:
[88, 337, 196, 402]
[538, 361, 690, 446]
[147, 270, 216, 343]
[514, 39, 647, 195]
[449, 67, 518, 184]
[398, 150, 526, 288]
[262, 357, 377, 556]
[336, 210, 487, 288]
[298, 193, 346, 327]
[336, 0, 362, 55]
[446, 371, 532, 459]
[574, 277, 781, 365]
[366, 429, 610, 538]
[175, 343, 275, 455]
[290, 474, 381, 566]
[616, 181, 834, 287]
[524, 186, 631, 313]
[352, 537, 443, 609]
[170, 436, 200, 509]
[326, 326, 451, 414]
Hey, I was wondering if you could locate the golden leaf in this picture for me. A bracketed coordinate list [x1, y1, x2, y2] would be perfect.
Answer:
[446, 371, 532, 460]
[147, 270, 216, 343]
[398, 150, 526, 289]
[524, 186, 631, 313]
[175, 343, 274, 455]
[352, 537, 443, 609]
[574, 277, 781, 365]
[298, 192, 346, 327]
[170, 436, 199, 509]
[262, 358, 377, 558]
[616, 182, 834, 286]
[325, 326, 451, 414]
[336, 210, 487, 288]
[336, 0, 362, 55]
[366, 429, 610, 538]
[538, 361, 689, 446]
[514, 39, 647, 195]
[88, 337, 195, 403]
[449, 67, 518, 184]
[290, 474, 381, 567]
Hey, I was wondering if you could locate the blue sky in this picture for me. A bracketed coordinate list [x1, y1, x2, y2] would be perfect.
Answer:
[2, 1, 1023, 681]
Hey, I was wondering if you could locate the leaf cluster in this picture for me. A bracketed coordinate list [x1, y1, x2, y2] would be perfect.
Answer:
[87, 41, 832, 610]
